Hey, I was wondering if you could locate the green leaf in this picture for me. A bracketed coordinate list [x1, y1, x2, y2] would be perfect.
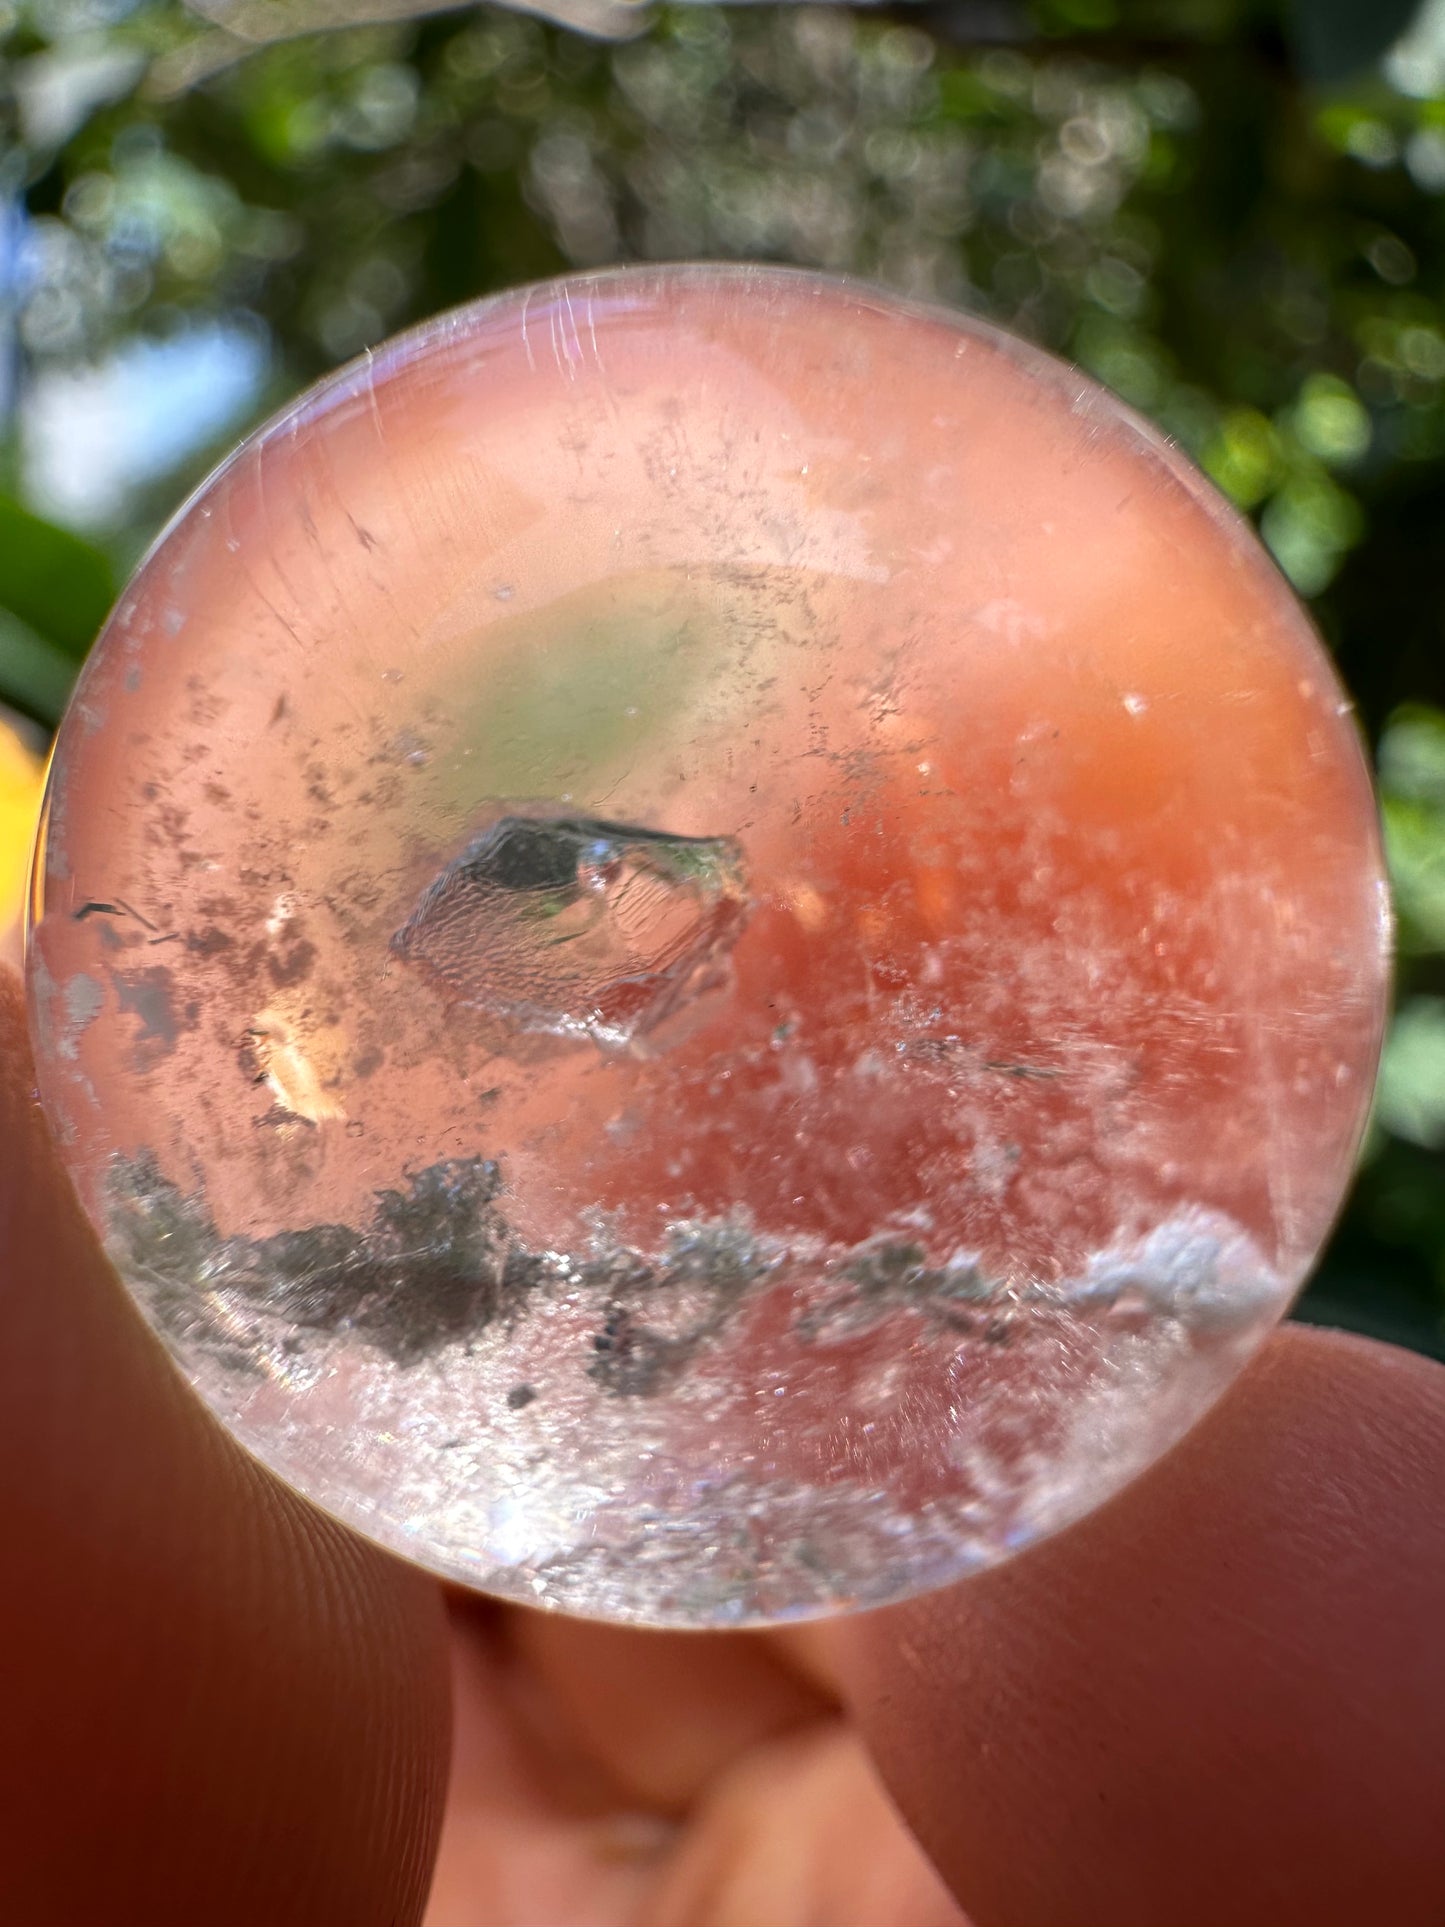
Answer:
[0, 607, 79, 729]
[1379, 705, 1445, 955]
[1380, 703, 1445, 811]
[0, 496, 115, 662]
[1376, 999, 1445, 1150]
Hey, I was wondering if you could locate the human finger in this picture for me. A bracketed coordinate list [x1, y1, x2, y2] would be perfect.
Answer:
[0, 965, 453, 1927]
[841, 1324, 1445, 1927]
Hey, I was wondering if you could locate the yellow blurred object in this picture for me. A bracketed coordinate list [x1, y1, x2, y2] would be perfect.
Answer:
[0, 713, 45, 971]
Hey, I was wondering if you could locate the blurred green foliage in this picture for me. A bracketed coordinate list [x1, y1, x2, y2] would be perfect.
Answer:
[4, 0, 1445, 1349]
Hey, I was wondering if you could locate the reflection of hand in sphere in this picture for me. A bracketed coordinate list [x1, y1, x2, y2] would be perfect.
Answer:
[28, 269, 1387, 1624]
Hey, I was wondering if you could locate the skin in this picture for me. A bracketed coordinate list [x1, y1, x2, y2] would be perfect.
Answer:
[2, 959, 1443, 1927]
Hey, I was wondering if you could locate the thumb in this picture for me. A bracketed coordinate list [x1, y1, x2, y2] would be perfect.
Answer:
[0, 965, 452, 1927]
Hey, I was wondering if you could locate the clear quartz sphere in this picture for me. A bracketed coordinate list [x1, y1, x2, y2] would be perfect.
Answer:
[28, 266, 1389, 1626]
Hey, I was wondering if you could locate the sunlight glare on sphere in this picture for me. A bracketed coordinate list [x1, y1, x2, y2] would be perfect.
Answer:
[27, 267, 1389, 1626]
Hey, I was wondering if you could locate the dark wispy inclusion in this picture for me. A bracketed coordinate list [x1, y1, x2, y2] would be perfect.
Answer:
[107, 1151, 542, 1369]
[391, 811, 748, 1046]
[585, 1218, 767, 1396]
[106, 1142, 1047, 1405]
[794, 1241, 998, 1343]
[105, 1150, 775, 1386]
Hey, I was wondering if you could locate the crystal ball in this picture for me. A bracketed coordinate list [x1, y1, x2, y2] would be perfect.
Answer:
[27, 267, 1389, 1626]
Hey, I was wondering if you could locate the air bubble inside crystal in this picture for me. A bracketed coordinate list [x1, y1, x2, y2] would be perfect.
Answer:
[391, 811, 748, 1048]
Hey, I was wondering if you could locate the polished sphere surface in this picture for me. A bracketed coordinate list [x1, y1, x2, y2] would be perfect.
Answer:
[28, 267, 1389, 1625]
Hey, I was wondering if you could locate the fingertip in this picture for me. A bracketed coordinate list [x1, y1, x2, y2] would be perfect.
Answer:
[841, 1325, 1445, 1927]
